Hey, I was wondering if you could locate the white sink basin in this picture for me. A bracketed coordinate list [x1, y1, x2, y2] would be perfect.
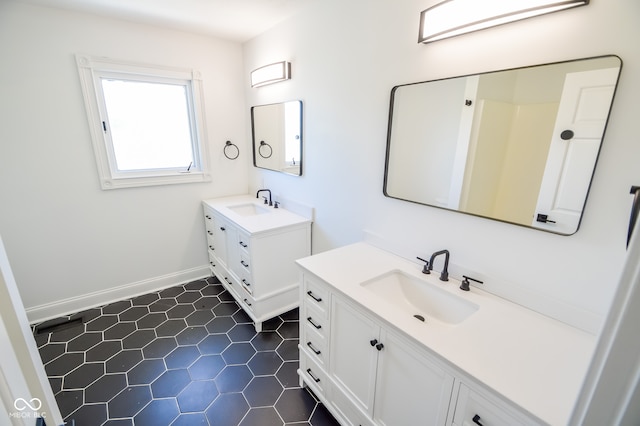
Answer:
[228, 203, 271, 216]
[360, 270, 478, 325]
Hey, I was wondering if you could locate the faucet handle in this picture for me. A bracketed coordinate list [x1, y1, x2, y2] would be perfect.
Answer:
[460, 275, 483, 291]
[416, 257, 430, 274]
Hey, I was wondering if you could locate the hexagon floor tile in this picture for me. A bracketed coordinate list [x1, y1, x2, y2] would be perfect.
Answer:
[34, 276, 339, 426]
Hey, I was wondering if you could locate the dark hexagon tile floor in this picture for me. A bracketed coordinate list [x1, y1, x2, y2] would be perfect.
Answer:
[34, 276, 339, 426]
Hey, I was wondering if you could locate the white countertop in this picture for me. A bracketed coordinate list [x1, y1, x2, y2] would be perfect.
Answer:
[203, 195, 311, 234]
[296, 242, 596, 425]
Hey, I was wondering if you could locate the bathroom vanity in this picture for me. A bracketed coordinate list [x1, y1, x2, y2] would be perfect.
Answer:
[202, 195, 311, 331]
[296, 243, 595, 426]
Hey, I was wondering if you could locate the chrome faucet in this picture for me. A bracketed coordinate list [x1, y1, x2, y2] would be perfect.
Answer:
[428, 249, 450, 281]
[256, 189, 272, 206]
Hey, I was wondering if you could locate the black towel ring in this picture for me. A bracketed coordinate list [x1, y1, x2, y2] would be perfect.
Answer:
[259, 141, 273, 159]
[224, 141, 239, 160]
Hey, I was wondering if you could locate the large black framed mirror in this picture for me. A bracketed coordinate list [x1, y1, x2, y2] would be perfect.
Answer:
[384, 55, 622, 235]
[251, 100, 302, 176]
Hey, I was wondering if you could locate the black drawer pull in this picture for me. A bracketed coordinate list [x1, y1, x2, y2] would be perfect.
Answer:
[306, 341, 321, 355]
[207, 231, 213, 235]
[220, 226, 226, 231]
[208, 245, 215, 250]
[242, 279, 251, 286]
[243, 298, 252, 306]
[239, 241, 248, 248]
[306, 291, 322, 302]
[224, 277, 232, 285]
[307, 317, 322, 329]
[306, 368, 320, 383]
[472, 414, 483, 426]
[240, 260, 249, 268]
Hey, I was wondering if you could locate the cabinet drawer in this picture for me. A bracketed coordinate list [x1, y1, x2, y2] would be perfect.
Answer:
[207, 251, 218, 272]
[238, 271, 253, 295]
[303, 306, 328, 338]
[206, 239, 216, 253]
[453, 384, 539, 426]
[301, 323, 328, 367]
[239, 252, 252, 274]
[237, 230, 251, 253]
[203, 208, 215, 224]
[300, 352, 329, 396]
[239, 291, 256, 315]
[304, 276, 330, 318]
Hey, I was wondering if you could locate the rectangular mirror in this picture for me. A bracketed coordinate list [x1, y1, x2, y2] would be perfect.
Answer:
[251, 100, 303, 176]
[384, 55, 621, 235]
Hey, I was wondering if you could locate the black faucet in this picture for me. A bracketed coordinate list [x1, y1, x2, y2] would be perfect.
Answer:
[256, 189, 272, 206]
[428, 249, 449, 281]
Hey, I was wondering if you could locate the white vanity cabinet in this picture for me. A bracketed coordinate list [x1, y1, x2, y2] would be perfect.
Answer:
[300, 274, 455, 426]
[297, 243, 593, 426]
[202, 196, 311, 331]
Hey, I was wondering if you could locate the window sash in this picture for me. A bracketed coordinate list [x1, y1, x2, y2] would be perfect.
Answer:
[76, 55, 211, 189]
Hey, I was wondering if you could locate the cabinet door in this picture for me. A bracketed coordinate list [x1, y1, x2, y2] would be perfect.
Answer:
[330, 297, 379, 417]
[373, 329, 454, 426]
[212, 214, 229, 268]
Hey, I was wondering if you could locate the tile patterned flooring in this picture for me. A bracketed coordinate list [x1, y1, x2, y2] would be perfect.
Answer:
[34, 277, 340, 426]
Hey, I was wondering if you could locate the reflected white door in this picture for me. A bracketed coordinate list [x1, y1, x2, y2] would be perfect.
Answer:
[532, 67, 619, 234]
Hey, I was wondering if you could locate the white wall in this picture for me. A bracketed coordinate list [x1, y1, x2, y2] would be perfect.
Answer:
[243, 0, 640, 333]
[0, 2, 248, 320]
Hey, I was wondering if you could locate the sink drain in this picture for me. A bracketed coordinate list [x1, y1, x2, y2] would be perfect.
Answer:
[413, 314, 425, 322]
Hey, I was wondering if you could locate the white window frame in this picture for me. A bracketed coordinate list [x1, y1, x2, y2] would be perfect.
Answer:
[76, 54, 211, 189]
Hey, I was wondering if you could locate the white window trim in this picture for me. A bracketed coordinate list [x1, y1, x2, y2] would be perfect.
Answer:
[76, 54, 212, 190]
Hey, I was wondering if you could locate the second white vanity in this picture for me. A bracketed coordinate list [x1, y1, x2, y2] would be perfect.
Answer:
[203, 195, 311, 331]
[296, 243, 596, 426]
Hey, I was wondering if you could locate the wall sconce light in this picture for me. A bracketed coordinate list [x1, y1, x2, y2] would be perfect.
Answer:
[418, 0, 589, 43]
[250, 61, 291, 88]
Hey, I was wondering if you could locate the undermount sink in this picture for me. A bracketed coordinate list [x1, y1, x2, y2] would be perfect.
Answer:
[360, 270, 479, 325]
[228, 203, 271, 216]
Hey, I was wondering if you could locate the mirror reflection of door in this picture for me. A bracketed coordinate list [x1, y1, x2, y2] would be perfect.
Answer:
[532, 67, 620, 233]
[251, 100, 302, 176]
[383, 55, 621, 235]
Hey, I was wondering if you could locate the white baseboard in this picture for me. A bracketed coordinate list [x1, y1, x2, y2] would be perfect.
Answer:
[26, 265, 211, 324]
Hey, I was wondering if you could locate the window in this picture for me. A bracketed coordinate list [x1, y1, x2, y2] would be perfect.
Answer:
[76, 55, 211, 189]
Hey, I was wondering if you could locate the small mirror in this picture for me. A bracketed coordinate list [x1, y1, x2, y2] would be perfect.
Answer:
[384, 56, 621, 235]
[251, 100, 303, 176]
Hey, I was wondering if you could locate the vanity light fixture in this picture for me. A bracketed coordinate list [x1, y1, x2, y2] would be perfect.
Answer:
[250, 61, 291, 88]
[418, 0, 589, 43]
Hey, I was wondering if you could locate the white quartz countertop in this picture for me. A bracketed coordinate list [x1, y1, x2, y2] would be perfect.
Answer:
[296, 242, 596, 426]
[203, 195, 311, 234]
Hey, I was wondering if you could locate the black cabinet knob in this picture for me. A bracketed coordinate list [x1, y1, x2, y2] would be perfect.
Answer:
[375, 343, 384, 351]
[370, 339, 378, 346]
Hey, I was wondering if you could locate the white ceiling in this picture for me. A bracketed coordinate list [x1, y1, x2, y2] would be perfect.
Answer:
[12, 0, 317, 42]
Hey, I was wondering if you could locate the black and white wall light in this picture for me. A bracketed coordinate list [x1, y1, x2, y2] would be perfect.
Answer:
[250, 61, 291, 88]
[418, 0, 589, 43]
